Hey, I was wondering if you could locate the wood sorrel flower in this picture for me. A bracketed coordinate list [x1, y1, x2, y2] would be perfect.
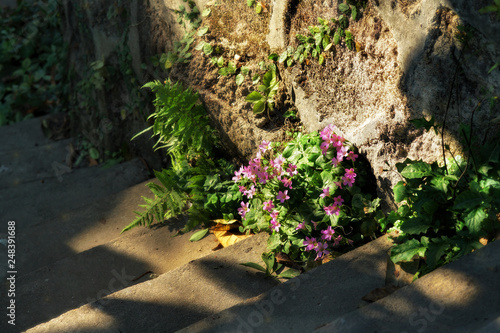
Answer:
[263, 200, 274, 212]
[237, 201, 250, 218]
[276, 190, 290, 203]
[321, 226, 336, 241]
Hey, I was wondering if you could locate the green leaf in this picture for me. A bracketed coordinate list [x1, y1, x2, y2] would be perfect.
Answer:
[252, 74, 261, 85]
[453, 190, 483, 210]
[89, 147, 100, 160]
[333, 31, 341, 45]
[262, 252, 275, 274]
[426, 238, 451, 269]
[351, 5, 358, 20]
[286, 58, 293, 67]
[197, 26, 209, 36]
[246, 91, 264, 103]
[318, 54, 325, 65]
[195, 41, 205, 51]
[218, 67, 229, 76]
[235, 74, 245, 86]
[269, 53, 279, 61]
[390, 239, 426, 263]
[393, 181, 407, 203]
[227, 61, 237, 74]
[189, 228, 209, 241]
[241, 261, 266, 272]
[217, 56, 224, 67]
[464, 208, 487, 235]
[241, 66, 250, 75]
[247, 0, 255, 7]
[278, 269, 301, 279]
[203, 43, 213, 55]
[401, 161, 433, 179]
[253, 100, 266, 114]
[400, 217, 432, 235]
[201, 8, 211, 17]
[339, 3, 350, 13]
[255, 2, 262, 13]
[278, 51, 288, 63]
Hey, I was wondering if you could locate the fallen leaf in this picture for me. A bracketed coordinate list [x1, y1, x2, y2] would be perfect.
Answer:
[479, 237, 488, 246]
[213, 230, 252, 247]
[362, 285, 401, 303]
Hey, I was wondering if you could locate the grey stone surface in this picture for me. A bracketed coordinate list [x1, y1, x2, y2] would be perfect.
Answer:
[314, 239, 500, 333]
[179, 235, 393, 333]
[25, 233, 274, 333]
[12, 217, 219, 332]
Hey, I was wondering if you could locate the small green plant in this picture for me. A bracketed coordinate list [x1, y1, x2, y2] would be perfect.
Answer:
[381, 120, 500, 279]
[175, 0, 201, 29]
[132, 79, 217, 157]
[245, 68, 279, 115]
[479, 0, 500, 19]
[247, 0, 264, 14]
[0, 0, 68, 125]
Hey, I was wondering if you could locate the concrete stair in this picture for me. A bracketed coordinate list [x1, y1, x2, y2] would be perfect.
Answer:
[1, 116, 499, 333]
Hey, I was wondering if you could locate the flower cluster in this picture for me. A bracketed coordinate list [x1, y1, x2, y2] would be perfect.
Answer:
[234, 125, 360, 263]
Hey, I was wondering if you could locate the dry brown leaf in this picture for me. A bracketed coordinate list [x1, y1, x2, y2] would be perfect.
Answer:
[362, 285, 401, 303]
[479, 237, 488, 246]
[213, 230, 252, 248]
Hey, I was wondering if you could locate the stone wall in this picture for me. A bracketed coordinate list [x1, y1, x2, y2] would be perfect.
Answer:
[63, 0, 500, 207]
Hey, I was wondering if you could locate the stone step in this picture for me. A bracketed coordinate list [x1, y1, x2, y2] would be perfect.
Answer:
[0, 115, 54, 153]
[0, 157, 150, 232]
[178, 235, 394, 333]
[313, 239, 500, 333]
[8, 179, 159, 278]
[24, 232, 274, 333]
[8, 216, 221, 332]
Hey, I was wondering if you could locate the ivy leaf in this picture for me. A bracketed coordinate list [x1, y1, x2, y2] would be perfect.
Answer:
[426, 238, 451, 269]
[453, 190, 483, 210]
[189, 228, 209, 241]
[235, 73, 245, 86]
[351, 5, 358, 20]
[400, 217, 432, 235]
[217, 56, 224, 67]
[203, 43, 213, 55]
[393, 181, 407, 203]
[333, 31, 341, 45]
[339, 3, 350, 13]
[278, 51, 288, 63]
[241, 66, 250, 75]
[197, 26, 209, 36]
[227, 61, 237, 74]
[390, 239, 426, 263]
[464, 207, 487, 235]
[201, 8, 211, 17]
[401, 161, 433, 179]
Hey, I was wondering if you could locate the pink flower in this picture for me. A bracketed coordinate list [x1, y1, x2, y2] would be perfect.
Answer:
[263, 200, 275, 212]
[320, 141, 330, 155]
[244, 185, 256, 198]
[324, 205, 340, 216]
[273, 154, 286, 167]
[303, 236, 318, 251]
[259, 140, 271, 153]
[237, 201, 250, 218]
[238, 185, 246, 193]
[233, 166, 244, 182]
[311, 220, 320, 230]
[286, 164, 298, 176]
[276, 190, 290, 203]
[270, 210, 279, 220]
[321, 226, 336, 241]
[319, 187, 330, 198]
[296, 221, 306, 230]
[333, 235, 342, 247]
[270, 219, 281, 232]
[342, 168, 356, 187]
[347, 151, 358, 162]
[333, 195, 344, 207]
[315, 242, 330, 260]
[281, 177, 293, 189]
[331, 157, 340, 167]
